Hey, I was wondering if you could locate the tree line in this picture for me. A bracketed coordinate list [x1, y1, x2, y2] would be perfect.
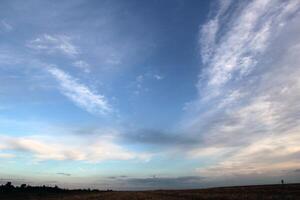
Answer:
[0, 182, 112, 194]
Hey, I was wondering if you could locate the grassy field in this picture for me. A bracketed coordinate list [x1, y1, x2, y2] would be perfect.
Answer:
[1, 184, 299, 200]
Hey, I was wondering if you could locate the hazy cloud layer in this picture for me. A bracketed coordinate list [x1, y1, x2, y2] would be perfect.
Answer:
[97, 176, 205, 190]
[124, 176, 204, 189]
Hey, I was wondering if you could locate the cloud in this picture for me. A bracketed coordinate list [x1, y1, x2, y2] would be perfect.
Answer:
[0, 20, 13, 32]
[184, 0, 300, 180]
[132, 74, 146, 95]
[136, 75, 144, 86]
[27, 34, 79, 57]
[0, 134, 150, 162]
[196, 131, 300, 177]
[56, 173, 71, 176]
[199, 0, 299, 89]
[131, 72, 164, 95]
[120, 176, 205, 189]
[98, 175, 205, 190]
[122, 128, 199, 148]
[48, 66, 112, 115]
[107, 175, 128, 179]
[73, 60, 90, 73]
[0, 50, 22, 66]
[0, 153, 15, 159]
[153, 74, 163, 80]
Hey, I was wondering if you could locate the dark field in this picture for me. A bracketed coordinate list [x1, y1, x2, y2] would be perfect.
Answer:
[1, 184, 300, 200]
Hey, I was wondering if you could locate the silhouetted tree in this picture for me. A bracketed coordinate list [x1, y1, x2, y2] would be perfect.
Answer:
[0, 182, 103, 194]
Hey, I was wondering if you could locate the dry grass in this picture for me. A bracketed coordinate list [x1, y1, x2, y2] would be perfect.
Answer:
[1, 184, 299, 200]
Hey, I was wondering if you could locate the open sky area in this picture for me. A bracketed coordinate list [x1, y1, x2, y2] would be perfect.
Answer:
[0, 0, 300, 190]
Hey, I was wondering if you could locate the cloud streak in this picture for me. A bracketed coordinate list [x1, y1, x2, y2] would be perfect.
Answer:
[0, 19, 13, 32]
[48, 66, 112, 115]
[57, 173, 71, 176]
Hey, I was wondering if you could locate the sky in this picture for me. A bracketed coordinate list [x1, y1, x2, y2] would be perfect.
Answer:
[0, 0, 300, 190]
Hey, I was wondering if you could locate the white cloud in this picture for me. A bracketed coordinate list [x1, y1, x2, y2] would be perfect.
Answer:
[132, 75, 145, 95]
[153, 74, 163, 80]
[131, 72, 163, 95]
[186, 0, 300, 179]
[48, 66, 112, 115]
[0, 134, 150, 162]
[136, 75, 144, 82]
[27, 34, 79, 57]
[199, 0, 300, 89]
[196, 130, 300, 177]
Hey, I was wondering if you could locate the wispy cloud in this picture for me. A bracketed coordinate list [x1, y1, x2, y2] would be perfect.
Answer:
[27, 34, 79, 57]
[73, 60, 90, 73]
[184, 0, 300, 179]
[153, 74, 163, 80]
[199, 0, 299, 89]
[0, 19, 13, 32]
[0, 50, 23, 66]
[48, 66, 112, 115]
[131, 72, 164, 95]
[56, 172, 71, 176]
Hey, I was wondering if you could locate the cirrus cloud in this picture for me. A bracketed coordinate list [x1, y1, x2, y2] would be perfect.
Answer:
[48, 66, 112, 115]
[27, 34, 79, 57]
[184, 0, 300, 180]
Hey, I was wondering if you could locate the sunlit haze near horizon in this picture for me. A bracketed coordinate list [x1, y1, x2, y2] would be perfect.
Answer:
[0, 0, 300, 190]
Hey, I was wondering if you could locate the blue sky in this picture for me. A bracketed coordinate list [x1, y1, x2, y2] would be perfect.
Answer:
[1, 0, 300, 190]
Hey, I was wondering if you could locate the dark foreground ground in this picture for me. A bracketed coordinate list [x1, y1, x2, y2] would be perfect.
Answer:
[1, 184, 300, 200]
